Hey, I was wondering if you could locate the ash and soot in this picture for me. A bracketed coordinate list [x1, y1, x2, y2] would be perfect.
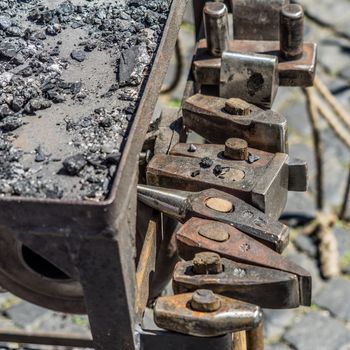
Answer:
[0, 0, 170, 200]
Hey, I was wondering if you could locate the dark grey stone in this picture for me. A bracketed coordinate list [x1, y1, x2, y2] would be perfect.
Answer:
[264, 309, 297, 340]
[294, 234, 317, 257]
[314, 278, 350, 322]
[340, 66, 350, 81]
[5, 302, 51, 328]
[287, 251, 324, 296]
[284, 312, 350, 350]
[70, 49, 86, 62]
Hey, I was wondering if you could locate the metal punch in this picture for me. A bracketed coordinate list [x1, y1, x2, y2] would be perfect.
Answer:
[182, 93, 288, 153]
[176, 217, 312, 307]
[137, 184, 289, 252]
[173, 252, 301, 309]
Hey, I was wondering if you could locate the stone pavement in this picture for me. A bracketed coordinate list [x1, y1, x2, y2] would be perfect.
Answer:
[0, 1, 349, 350]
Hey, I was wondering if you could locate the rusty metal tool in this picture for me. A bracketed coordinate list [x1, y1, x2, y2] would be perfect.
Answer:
[154, 290, 262, 337]
[230, 0, 290, 41]
[194, 3, 317, 88]
[176, 217, 312, 306]
[203, 2, 229, 57]
[137, 185, 289, 252]
[146, 147, 306, 219]
[182, 94, 287, 153]
[173, 252, 301, 309]
[170, 142, 307, 193]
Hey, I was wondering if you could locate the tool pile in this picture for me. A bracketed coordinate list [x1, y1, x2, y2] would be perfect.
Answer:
[0, 0, 170, 200]
[137, 1, 318, 347]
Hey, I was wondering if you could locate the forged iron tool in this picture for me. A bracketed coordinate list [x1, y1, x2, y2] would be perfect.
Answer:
[182, 94, 287, 153]
[194, 3, 317, 89]
[173, 252, 301, 309]
[170, 142, 307, 193]
[154, 290, 262, 337]
[176, 217, 312, 306]
[146, 144, 307, 219]
[137, 185, 289, 252]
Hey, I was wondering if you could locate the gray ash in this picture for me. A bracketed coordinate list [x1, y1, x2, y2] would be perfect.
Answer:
[0, 0, 171, 200]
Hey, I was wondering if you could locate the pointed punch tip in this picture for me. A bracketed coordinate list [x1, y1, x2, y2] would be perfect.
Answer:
[137, 185, 190, 221]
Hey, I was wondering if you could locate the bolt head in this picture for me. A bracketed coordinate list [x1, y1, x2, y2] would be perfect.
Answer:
[193, 252, 223, 275]
[190, 289, 221, 312]
[224, 138, 248, 160]
[224, 98, 251, 115]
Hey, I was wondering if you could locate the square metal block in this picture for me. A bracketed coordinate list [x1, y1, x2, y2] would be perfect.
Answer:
[220, 51, 279, 109]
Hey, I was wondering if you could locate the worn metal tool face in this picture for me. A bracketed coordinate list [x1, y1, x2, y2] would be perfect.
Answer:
[170, 143, 308, 192]
[193, 39, 317, 87]
[146, 152, 289, 219]
[176, 218, 312, 306]
[230, 0, 290, 41]
[173, 257, 300, 309]
[137, 185, 290, 252]
[182, 94, 287, 153]
[220, 51, 279, 109]
[154, 291, 262, 337]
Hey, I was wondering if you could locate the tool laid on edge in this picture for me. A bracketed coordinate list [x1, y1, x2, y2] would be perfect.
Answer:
[193, 2, 317, 98]
[146, 144, 306, 220]
[182, 94, 288, 153]
[176, 217, 311, 307]
[154, 289, 262, 337]
[137, 184, 289, 252]
[169, 141, 307, 193]
[173, 252, 301, 309]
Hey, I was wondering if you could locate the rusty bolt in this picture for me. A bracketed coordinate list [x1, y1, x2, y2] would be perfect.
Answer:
[193, 252, 223, 275]
[224, 98, 252, 116]
[224, 138, 248, 160]
[190, 289, 221, 312]
[198, 222, 230, 242]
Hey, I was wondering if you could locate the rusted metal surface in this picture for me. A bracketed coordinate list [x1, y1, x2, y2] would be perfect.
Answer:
[135, 215, 159, 319]
[182, 94, 288, 153]
[220, 51, 279, 109]
[137, 185, 290, 252]
[176, 218, 312, 306]
[173, 257, 300, 308]
[193, 39, 317, 87]
[146, 153, 290, 219]
[154, 292, 262, 337]
[170, 143, 308, 193]
[230, 0, 290, 41]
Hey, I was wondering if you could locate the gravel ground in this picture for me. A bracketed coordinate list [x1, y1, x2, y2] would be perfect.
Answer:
[0, 1, 349, 350]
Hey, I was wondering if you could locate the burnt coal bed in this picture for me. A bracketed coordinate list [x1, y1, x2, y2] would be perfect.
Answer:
[0, 0, 170, 200]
